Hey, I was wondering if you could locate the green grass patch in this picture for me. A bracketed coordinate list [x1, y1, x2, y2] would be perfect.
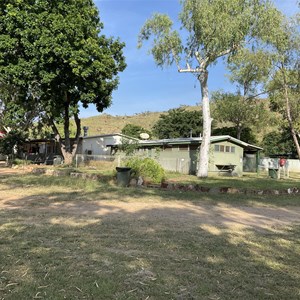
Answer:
[1, 172, 300, 207]
[0, 172, 300, 299]
[166, 171, 300, 190]
[0, 207, 299, 299]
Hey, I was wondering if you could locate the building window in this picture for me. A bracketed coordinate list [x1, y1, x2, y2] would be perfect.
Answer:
[214, 144, 236, 153]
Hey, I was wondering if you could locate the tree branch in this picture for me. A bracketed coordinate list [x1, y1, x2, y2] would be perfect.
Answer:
[210, 46, 238, 63]
[74, 112, 81, 140]
[178, 67, 203, 73]
[47, 116, 61, 143]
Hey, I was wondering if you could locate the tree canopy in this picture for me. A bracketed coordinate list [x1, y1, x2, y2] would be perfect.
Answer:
[121, 124, 152, 139]
[226, 4, 300, 158]
[212, 92, 270, 140]
[267, 20, 300, 158]
[138, 0, 284, 177]
[262, 129, 298, 157]
[0, 0, 126, 163]
[152, 107, 202, 139]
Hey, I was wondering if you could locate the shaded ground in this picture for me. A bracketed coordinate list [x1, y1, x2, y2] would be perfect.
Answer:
[0, 167, 299, 232]
[1, 166, 300, 299]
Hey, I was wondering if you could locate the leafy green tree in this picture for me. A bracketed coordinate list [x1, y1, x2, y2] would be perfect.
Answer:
[226, 19, 299, 158]
[121, 124, 152, 139]
[0, 83, 42, 135]
[227, 5, 300, 158]
[212, 127, 257, 145]
[0, 131, 25, 160]
[267, 18, 300, 158]
[152, 107, 202, 139]
[138, 0, 283, 178]
[227, 49, 272, 98]
[0, 0, 126, 164]
[118, 138, 139, 156]
[262, 129, 297, 157]
[268, 67, 300, 158]
[212, 92, 268, 140]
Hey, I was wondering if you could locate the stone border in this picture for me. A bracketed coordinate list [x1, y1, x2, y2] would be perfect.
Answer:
[30, 168, 300, 196]
[156, 182, 299, 195]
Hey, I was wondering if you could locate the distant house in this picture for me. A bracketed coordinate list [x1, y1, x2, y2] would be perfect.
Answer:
[22, 133, 262, 174]
[22, 138, 63, 164]
[22, 133, 137, 163]
[23, 138, 60, 156]
[80, 133, 138, 156]
[136, 135, 262, 175]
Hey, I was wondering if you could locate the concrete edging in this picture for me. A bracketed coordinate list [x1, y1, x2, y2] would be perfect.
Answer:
[30, 168, 299, 196]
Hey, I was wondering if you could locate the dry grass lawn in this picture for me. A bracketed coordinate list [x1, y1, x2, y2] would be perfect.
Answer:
[0, 167, 299, 299]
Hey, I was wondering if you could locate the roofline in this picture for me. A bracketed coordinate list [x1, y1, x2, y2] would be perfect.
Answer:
[211, 135, 263, 150]
[82, 133, 139, 141]
[138, 135, 263, 150]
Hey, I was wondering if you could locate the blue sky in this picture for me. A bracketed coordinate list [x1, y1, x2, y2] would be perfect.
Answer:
[80, 0, 298, 118]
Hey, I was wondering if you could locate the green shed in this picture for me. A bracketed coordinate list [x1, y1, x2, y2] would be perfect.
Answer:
[137, 135, 262, 176]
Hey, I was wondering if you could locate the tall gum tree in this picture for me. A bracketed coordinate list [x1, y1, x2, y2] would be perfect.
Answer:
[211, 92, 269, 141]
[0, 0, 126, 164]
[214, 49, 273, 140]
[267, 19, 300, 158]
[138, 0, 284, 178]
[237, 4, 300, 158]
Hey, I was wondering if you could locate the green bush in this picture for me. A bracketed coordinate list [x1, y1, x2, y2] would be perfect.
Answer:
[125, 157, 165, 184]
[12, 158, 27, 165]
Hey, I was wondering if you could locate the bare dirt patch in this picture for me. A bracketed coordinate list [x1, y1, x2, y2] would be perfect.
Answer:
[1, 167, 299, 300]
[1, 190, 300, 233]
[0, 166, 299, 231]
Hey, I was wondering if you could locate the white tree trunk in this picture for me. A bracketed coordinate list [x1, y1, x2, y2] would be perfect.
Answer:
[61, 146, 78, 165]
[284, 84, 300, 159]
[197, 71, 212, 178]
[281, 66, 300, 159]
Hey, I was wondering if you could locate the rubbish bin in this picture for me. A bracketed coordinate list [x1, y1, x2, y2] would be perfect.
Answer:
[268, 168, 278, 179]
[116, 167, 131, 187]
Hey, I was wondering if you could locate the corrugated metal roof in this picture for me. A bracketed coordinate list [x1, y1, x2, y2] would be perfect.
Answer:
[138, 135, 263, 151]
[82, 133, 139, 141]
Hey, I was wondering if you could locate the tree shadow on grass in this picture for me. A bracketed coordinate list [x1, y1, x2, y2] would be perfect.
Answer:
[0, 184, 300, 299]
[2, 172, 300, 208]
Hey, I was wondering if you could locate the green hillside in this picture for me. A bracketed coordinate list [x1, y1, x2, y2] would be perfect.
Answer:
[62, 102, 278, 148]
[80, 105, 200, 136]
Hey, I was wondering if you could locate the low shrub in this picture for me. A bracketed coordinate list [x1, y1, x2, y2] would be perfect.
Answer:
[125, 157, 165, 184]
[12, 158, 28, 166]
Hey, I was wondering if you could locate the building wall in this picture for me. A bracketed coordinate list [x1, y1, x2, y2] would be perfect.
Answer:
[139, 141, 244, 175]
[138, 145, 196, 174]
[81, 135, 123, 156]
[209, 141, 244, 176]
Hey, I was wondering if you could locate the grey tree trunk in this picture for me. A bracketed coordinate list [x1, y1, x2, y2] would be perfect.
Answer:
[284, 83, 300, 159]
[49, 92, 81, 165]
[197, 71, 212, 178]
